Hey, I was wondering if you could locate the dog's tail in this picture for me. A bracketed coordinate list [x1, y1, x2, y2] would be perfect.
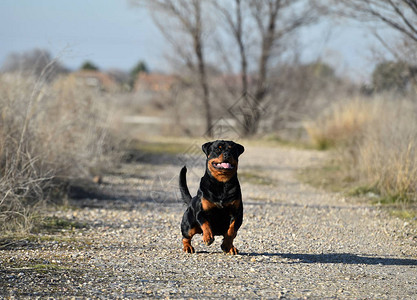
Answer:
[179, 166, 192, 205]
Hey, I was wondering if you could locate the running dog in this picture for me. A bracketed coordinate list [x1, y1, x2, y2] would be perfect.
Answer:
[179, 140, 245, 255]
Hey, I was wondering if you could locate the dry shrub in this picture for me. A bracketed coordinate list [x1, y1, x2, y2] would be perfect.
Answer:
[0, 72, 119, 232]
[306, 96, 417, 202]
[304, 98, 376, 150]
[358, 100, 417, 201]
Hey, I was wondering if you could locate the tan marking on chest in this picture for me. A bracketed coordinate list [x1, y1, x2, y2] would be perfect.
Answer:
[201, 197, 217, 211]
[225, 198, 241, 209]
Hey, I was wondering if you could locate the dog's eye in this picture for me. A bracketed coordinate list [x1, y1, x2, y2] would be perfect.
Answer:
[218, 146, 222, 149]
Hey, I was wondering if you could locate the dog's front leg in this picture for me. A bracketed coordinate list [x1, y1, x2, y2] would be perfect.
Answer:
[221, 217, 239, 255]
[196, 211, 214, 245]
[222, 203, 243, 255]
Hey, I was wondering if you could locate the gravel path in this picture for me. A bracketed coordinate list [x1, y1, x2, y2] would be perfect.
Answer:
[1, 144, 416, 299]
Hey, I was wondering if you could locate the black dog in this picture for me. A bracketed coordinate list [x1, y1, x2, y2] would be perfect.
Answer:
[179, 140, 245, 254]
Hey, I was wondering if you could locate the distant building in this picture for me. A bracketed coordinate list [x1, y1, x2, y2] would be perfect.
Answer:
[134, 73, 178, 95]
[71, 70, 120, 93]
[210, 73, 255, 91]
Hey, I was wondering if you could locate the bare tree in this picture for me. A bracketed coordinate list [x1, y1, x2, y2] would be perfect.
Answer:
[327, 1, 417, 63]
[334, 0, 417, 43]
[213, 0, 319, 136]
[1, 48, 68, 80]
[213, 0, 249, 97]
[327, 1, 417, 87]
[134, 0, 321, 136]
[133, 0, 213, 136]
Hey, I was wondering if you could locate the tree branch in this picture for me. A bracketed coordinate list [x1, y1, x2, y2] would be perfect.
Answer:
[387, 0, 417, 37]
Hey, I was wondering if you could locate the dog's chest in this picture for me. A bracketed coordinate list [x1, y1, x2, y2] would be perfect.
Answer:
[202, 197, 240, 210]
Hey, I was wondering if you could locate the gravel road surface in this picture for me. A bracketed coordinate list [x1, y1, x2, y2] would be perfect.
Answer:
[1, 144, 416, 299]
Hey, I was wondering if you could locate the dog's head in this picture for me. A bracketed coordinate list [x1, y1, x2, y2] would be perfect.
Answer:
[202, 140, 245, 182]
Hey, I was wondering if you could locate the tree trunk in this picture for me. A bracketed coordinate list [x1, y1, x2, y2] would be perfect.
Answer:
[194, 1, 213, 137]
[241, 0, 279, 137]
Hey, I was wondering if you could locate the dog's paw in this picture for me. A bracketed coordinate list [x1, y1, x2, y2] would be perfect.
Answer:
[183, 245, 195, 254]
[221, 243, 239, 255]
[227, 246, 238, 255]
[203, 233, 214, 246]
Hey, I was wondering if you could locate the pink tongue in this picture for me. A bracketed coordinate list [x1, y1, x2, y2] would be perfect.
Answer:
[221, 163, 231, 169]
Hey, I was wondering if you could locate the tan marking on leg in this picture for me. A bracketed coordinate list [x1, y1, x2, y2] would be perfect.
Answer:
[201, 221, 214, 245]
[188, 226, 202, 237]
[182, 238, 195, 253]
[182, 226, 202, 253]
[221, 219, 239, 255]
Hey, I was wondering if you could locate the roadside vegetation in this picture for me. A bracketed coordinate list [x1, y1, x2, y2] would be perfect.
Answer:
[0, 70, 123, 233]
[304, 95, 417, 216]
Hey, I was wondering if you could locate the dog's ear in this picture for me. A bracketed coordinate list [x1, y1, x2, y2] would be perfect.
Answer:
[235, 143, 245, 156]
[202, 141, 213, 156]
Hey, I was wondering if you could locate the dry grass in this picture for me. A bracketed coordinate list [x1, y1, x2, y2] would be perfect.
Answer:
[0, 72, 121, 232]
[305, 96, 417, 203]
[358, 100, 417, 202]
[304, 98, 375, 150]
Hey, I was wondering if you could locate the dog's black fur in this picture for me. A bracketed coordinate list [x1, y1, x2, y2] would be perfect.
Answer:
[179, 140, 244, 254]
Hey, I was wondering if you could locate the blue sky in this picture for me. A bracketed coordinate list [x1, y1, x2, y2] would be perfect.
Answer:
[0, 0, 165, 71]
[0, 0, 386, 80]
